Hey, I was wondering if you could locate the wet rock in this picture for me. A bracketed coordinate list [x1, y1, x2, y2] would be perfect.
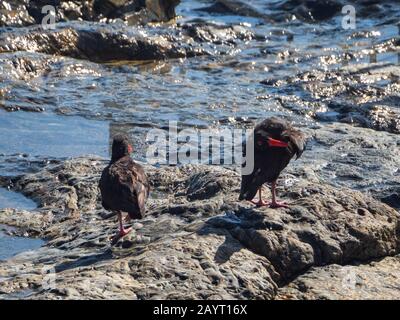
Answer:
[0, 156, 399, 299]
[269, 0, 400, 23]
[329, 103, 400, 134]
[0, 0, 35, 27]
[0, 20, 256, 63]
[0, 53, 54, 81]
[365, 105, 400, 134]
[0, 0, 180, 27]
[263, 63, 400, 134]
[0, 26, 205, 63]
[197, 0, 267, 20]
[181, 22, 255, 45]
[92, 0, 181, 24]
[143, 0, 181, 22]
[273, 0, 343, 22]
[288, 123, 400, 209]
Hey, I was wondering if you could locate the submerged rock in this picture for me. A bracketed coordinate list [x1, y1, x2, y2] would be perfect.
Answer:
[0, 155, 399, 299]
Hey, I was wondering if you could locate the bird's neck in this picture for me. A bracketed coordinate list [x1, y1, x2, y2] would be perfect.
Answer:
[110, 153, 130, 163]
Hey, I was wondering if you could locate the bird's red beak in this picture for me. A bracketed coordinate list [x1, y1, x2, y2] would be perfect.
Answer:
[267, 138, 288, 148]
[128, 144, 133, 153]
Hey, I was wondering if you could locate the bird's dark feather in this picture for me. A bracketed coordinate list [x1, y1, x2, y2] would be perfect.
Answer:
[99, 156, 150, 219]
[239, 117, 306, 201]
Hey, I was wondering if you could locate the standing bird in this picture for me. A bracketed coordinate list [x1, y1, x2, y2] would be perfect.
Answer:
[99, 134, 150, 244]
[239, 117, 305, 208]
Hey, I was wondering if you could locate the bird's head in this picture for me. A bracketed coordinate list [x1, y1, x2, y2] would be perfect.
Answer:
[111, 134, 133, 162]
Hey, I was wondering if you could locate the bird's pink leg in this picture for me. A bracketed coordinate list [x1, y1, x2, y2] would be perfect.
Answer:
[111, 212, 132, 244]
[251, 188, 269, 207]
[269, 181, 288, 208]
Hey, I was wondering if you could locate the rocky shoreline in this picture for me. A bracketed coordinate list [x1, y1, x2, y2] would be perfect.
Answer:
[0, 0, 399, 300]
[0, 137, 399, 299]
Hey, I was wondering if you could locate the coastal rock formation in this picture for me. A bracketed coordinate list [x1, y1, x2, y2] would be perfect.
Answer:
[263, 63, 400, 134]
[0, 154, 399, 299]
[0, 0, 399, 301]
[0, 21, 254, 63]
[0, 27, 200, 63]
[277, 255, 400, 300]
[196, 0, 268, 20]
[274, 0, 343, 22]
[0, 0, 181, 27]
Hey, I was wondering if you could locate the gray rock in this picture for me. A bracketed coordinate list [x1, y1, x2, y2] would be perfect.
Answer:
[277, 255, 400, 300]
[0, 155, 399, 299]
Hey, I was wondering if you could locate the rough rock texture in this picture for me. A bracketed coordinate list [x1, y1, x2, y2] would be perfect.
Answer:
[0, 26, 202, 63]
[277, 255, 400, 300]
[197, 0, 268, 20]
[291, 124, 400, 199]
[0, 0, 399, 301]
[263, 63, 400, 134]
[0, 22, 254, 63]
[0, 154, 399, 299]
[269, 0, 400, 22]
[0, 0, 180, 27]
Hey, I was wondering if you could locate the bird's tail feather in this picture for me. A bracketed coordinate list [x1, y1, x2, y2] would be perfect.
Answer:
[239, 174, 259, 201]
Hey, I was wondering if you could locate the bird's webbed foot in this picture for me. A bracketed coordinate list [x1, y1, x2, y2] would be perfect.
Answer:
[110, 227, 133, 245]
[269, 201, 289, 209]
[251, 199, 269, 207]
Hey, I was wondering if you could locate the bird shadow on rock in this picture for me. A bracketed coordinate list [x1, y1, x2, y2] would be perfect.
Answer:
[196, 208, 269, 265]
[54, 249, 113, 273]
[197, 222, 241, 265]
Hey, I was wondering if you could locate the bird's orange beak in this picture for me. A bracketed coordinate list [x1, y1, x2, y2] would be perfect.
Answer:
[128, 144, 133, 153]
[268, 138, 288, 148]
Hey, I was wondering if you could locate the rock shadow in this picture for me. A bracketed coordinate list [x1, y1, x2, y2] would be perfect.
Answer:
[54, 249, 113, 273]
[197, 208, 268, 265]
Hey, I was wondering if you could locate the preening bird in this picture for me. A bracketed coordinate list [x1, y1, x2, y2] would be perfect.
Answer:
[99, 134, 150, 244]
[239, 117, 306, 208]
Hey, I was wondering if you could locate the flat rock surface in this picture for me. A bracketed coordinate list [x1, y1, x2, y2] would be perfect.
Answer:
[277, 255, 400, 300]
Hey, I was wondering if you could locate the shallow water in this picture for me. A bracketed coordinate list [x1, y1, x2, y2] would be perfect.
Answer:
[0, 188, 44, 261]
[1, 2, 398, 133]
[0, 110, 110, 176]
[0, 187, 37, 210]
[0, 226, 45, 261]
[0, 1, 399, 181]
[0, 110, 109, 158]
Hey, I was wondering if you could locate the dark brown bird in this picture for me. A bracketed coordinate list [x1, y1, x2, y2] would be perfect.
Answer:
[239, 117, 306, 208]
[99, 134, 150, 244]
